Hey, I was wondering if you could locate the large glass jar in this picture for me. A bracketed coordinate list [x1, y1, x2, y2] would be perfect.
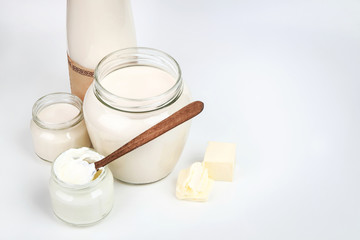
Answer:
[83, 48, 191, 184]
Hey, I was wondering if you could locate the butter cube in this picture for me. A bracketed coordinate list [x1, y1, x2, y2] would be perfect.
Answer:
[176, 162, 213, 201]
[203, 141, 236, 181]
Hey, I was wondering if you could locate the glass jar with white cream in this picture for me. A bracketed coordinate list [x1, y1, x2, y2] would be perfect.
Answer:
[83, 47, 191, 184]
[30, 93, 91, 162]
[49, 147, 114, 226]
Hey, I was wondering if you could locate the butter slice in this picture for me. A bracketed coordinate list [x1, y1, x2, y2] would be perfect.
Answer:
[176, 162, 213, 201]
[203, 141, 236, 182]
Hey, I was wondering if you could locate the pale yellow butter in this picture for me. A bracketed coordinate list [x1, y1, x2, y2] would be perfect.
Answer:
[203, 141, 236, 182]
[176, 162, 213, 201]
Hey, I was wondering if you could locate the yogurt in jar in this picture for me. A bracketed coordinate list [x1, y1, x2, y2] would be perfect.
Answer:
[49, 147, 114, 226]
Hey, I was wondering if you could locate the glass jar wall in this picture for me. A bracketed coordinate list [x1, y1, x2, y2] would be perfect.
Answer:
[49, 162, 114, 226]
[30, 93, 91, 162]
[83, 48, 192, 184]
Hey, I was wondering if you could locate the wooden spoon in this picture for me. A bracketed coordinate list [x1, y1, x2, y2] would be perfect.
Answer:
[94, 101, 204, 170]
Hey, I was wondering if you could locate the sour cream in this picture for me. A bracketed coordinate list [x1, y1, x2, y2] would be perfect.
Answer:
[50, 147, 114, 226]
[53, 147, 101, 185]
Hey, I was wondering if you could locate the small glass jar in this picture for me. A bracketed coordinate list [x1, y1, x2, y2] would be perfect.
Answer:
[30, 93, 91, 162]
[83, 47, 192, 184]
[49, 151, 114, 226]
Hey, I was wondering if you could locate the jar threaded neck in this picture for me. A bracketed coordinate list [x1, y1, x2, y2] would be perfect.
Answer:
[32, 92, 83, 130]
[93, 47, 183, 113]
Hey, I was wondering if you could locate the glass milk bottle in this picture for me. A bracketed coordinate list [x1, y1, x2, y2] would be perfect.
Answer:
[66, 0, 136, 100]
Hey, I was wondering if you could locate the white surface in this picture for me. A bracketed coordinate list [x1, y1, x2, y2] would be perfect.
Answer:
[1, 0, 359, 239]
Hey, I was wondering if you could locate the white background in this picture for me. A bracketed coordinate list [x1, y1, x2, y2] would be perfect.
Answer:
[1, 0, 359, 239]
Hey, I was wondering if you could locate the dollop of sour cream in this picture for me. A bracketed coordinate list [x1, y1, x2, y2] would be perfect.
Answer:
[53, 147, 103, 185]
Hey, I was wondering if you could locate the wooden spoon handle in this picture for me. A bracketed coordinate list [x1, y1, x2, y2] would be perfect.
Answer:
[94, 101, 204, 169]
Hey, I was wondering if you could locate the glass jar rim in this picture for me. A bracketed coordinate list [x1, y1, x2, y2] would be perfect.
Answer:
[93, 47, 183, 113]
[32, 92, 84, 130]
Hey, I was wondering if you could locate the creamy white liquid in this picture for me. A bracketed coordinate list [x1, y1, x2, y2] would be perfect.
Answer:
[83, 66, 191, 183]
[67, 0, 136, 69]
[101, 66, 176, 99]
[31, 103, 91, 162]
[38, 103, 79, 124]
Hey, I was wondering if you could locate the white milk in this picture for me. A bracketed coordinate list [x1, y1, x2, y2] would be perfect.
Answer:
[49, 148, 113, 226]
[67, 0, 136, 69]
[67, 0, 137, 100]
[83, 52, 191, 184]
[30, 93, 91, 162]
[101, 66, 176, 98]
[37, 103, 79, 124]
